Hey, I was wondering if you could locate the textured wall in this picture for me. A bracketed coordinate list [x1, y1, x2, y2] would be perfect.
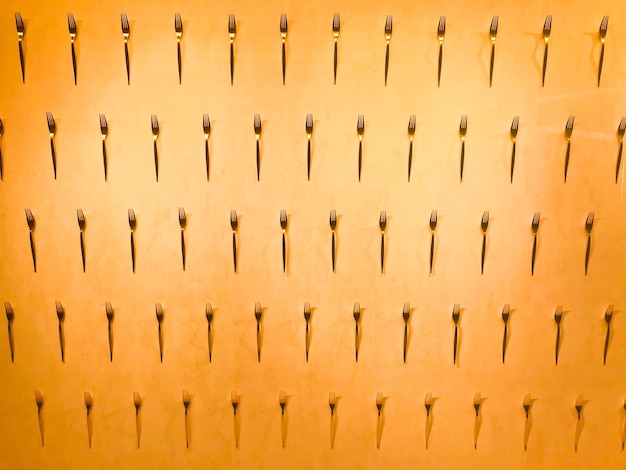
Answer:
[1, 0, 626, 468]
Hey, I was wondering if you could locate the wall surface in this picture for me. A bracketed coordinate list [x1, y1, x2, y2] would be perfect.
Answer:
[1, 0, 626, 468]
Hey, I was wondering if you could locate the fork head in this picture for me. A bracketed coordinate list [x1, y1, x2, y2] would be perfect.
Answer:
[357, 115, 365, 136]
[353, 302, 360, 322]
[481, 211, 489, 232]
[228, 14, 236, 38]
[543, 15, 552, 41]
[280, 210, 287, 230]
[599, 16, 609, 41]
[255, 302, 262, 321]
[183, 390, 191, 409]
[155, 303, 163, 322]
[178, 208, 186, 229]
[459, 115, 467, 138]
[55, 301, 65, 321]
[490, 16, 498, 41]
[151, 115, 159, 138]
[430, 210, 438, 231]
[202, 114, 211, 137]
[384, 15, 393, 39]
[510, 116, 519, 139]
[303, 302, 311, 322]
[25, 208, 35, 230]
[329, 209, 337, 230]
[376, 392, 384, 412]
[68, 14, 77, 38]
[554, 305, 563, 324]
[565, 115, 575, 139]
[379, 211, 387, 232]
[438, 16, 446, 41]
[15, 12, 24, 37]
[34, 390, 44, 407]
[329, 392, 336, 412]
[254, 114, 262, 136]
[84, 392, 93, 411]
[605, 304, 614, 324]
[306, 113, 313, 136]
[231, 390, 239, 412]
[502, 304, 510, 323]
[77, 209, 85, 230]
[452, 304, 460, 323]
[99, 114, 108, 138]
[175, 13, 183, 38]
[230, 210, 238, 231]
[585, 212, 594, 234]
[523, 393, 531, 412]
[46, 112, 56, 136]
[402, 302, 410, 322]
[279, 390, 287, 409]
[5, 302, 14, 321]
[575, 395, 584, 414]
[105, 302, 113, 321]
[532, 212, 540, 234]
[280, 14, 288, 38]
[205, 303, 213, 322]
[618, 117, 626, 139]
[121, 13, 130, 37]
[128, 209, 136, 230]
[133, 391, 142, 410]
[408, 115, 416, 137]
[425, 392, 433, 412]
[473, 392, 482, 412]
[332, 13, 340, 37]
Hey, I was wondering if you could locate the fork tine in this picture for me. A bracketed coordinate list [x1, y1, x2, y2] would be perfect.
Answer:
[490, 16, 498, 37]
[543, 15, 552, 37]
[333, 13, 340, 32]
[438, 16, 446, 37]
[385, 15, 392, 34]
[68, 14, 76, 34]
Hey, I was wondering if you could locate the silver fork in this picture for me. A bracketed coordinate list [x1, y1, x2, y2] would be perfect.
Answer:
[175, 14, 183, 84]
[542, 16, 552, 86]
[357, 115, 364, 180]
[585, 212, 594, 275]
[407, 115, 416, 182]
[99, 114, 108, 180]
[229, 15, 236, 85]
[25, 209, 36, 272]
[459, 115, 467, 182]
[437, 16, 446, 87]
[16, 13, 25, 83]
[510, 116, 519, 183]
[598, 16, 609, 87]
[254, 114, 262, 180]
[332, 14, 340, 84]
[564, 115, 575, 182]
[151, 115, 160, 181]
[489, 16, 498, 87]
[306, 114, 313, 180]
[379, 211, 387, 274]
[68, 14, 77, 84]
[121, 14, 130, 84]
[384, 16, 393, 86]
[615, 117, 625, 183]
[203, 114, 211, 180]
[46, 112, 57, 179]
[77, 209, 86, 272]
[280, 14, 288, 85]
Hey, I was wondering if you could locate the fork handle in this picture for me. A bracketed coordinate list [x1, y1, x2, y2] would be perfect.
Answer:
[18, 41, 25, 83]
[403, 322, 408, 363]
[50, 138, 57, 179]
[59, 322, 65, 362]
[437, 44, 442, 87]
[307, 140, 311, 181]
[355, 323, 359, 362]
[29, 231, 36, 273]
[585, 235, 591, 275]
[305, 321, 309, 362]
[604, 323, 610, 364]
[108, 320, 113, 362]
[256, 140, 260, 181]
[555, 323, 560, 365]
[331, 232, 335, 272]
[453, 325, 458, 364]
[205, 139, 210, 181]
[158, 322, 163, 362]
[177, 42, 182, 84]
[531, 235, 537, 275]
[124, 42, 130, 85]
[230, 43, 234, 85]
[181, 230, 185, 271]
[282, 232, 286, 273]
[502, 323, 507, 363]
[8, 321, 14, 362]
[208, 321, 212, 362]
[598, 43, 605, 87]
[0, 142, 3, 180]
[102, 140, 107, 181]
[333, 41, 338, 84]
[256, 321, 261, 362]
[80, 232, 85, 272]
[71, 42, 77, 85]
[232, 233, 237, 272]
[430, 233, 435, 274]
[459, 141, 464, 182]
[282, 42, 286, 85]
[489, 43, 495, 87]
[408, 140, 413, 182]
[358, 141, 362, 181]
[616, 141, 623, 184]
[153, 140, 158, 182]
[481, 234, 486, 274]
[510, 141, 516, 183]
[380, 233, 385, 274]
[130, 232, 135, 272]
[384, 43, 389, 86]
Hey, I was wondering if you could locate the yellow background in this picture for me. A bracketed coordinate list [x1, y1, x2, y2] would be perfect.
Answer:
[1, 0, 626, 468]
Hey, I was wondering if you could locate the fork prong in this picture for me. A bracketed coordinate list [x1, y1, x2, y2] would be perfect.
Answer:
[490, 16, 498, 37]
[230, 210, 238, 230]
[68, 14, 77, 35]
[151, 115, 159, 136]
[121, 13, 130, 34]
[77, 209, 85, 229]
[511, 116, 519, 138]
[379, 210, 387, 229]
[599, 15, 609, 38]
[175, 13, 183, 34]
[203, 113, 211, 136]
[430, 210, 438, 230]
[333, 13, 340, 33]
[99, 114, 108, 136]
[46, 112, 56, 134]
[16, 12, 24, 33]
[586, 212, 594, 230]
[306, 114, 313, 134]
[280, 14, 288, 34]
[385, 16, 392, 35]
[532, 212, 540, 231]
[178, 207, 186, 227]
[254, 114, 262, 135]
[619, 117, 626, 138]
[543, 15, 552, 37]
[128, 209, 136, 228]
[481, 211, 489, 230]
[408, 115, 416, 136]
[229, 14, 236, 34]
[357, 115, 365, 135]
[453, 303, 460, 318]
[280, 209, 287, 228]
[565, 116, 575, 138]
[438, 16, 446, 37]
[460, 115, 467, 135]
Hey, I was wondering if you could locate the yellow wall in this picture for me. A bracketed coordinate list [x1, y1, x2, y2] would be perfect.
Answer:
[1, 0, 626, 468]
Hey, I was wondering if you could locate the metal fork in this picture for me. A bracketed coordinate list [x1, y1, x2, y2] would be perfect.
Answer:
[615, 117, 625, 183]
[280, 210, 288, 272]
[353, 302, 360, 362]
[501, 304, 510, 363]
[459, 115, 467, 182]
[489, 16, 498, 87]
[357, 115, 365, 180]
[5, 302, 14, 362]
[598, 16, 609, 87]
[452, 304, 460, 364]
[402, 303, 410, 363]
[429, 210, 437, 274]
[179, 208, 186, 270]
[304, 302, 311, 362]
[183, 390, 191, 448]
[84, 392, 93, 448]
[531, 212, 540, 275]
[603, 304, 613, 365]
[510, 116, 519, 183]
[34, 390, 44, 446]
[564, 115, 575, 182]
[332, 14, 340, 84]
[128, 209, 136, 272]
[68, 14, 77, 84]
[16, 13, 25, 83]
[46, 112, 57, 179]
[229, 15, 236, 85]
[121, 14, 130, 84]
[56, 301, 65, 362]
[407, 115, 416, 182]
[175, 14, 183, 84]
[25, 209, 36, 272]
[155, 303, 164, 362]
[203, 114, 211, 180]
[77, 209, 86, 272]
[206, 303, 213, 362]
[437, 16, 446, 87]
[379, 211, 387, 274]
[306, 114, 313, 180]
[384, 16, 393, 86]
[105, 302, 114, 361]
[99, 114, 108, 180]
[542, 16, 552, 86]
[280, 14, 288, 85]
[254, 114, 262, 180]
[480, 211, 489, 274]
[585, 212, 594, 275]
[151, 115, 159, 181]
[230, 210, 238, 272]
[255, 302, 262, 362]
[330, 210, 337, 272]
[554, 305, 563, 365]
